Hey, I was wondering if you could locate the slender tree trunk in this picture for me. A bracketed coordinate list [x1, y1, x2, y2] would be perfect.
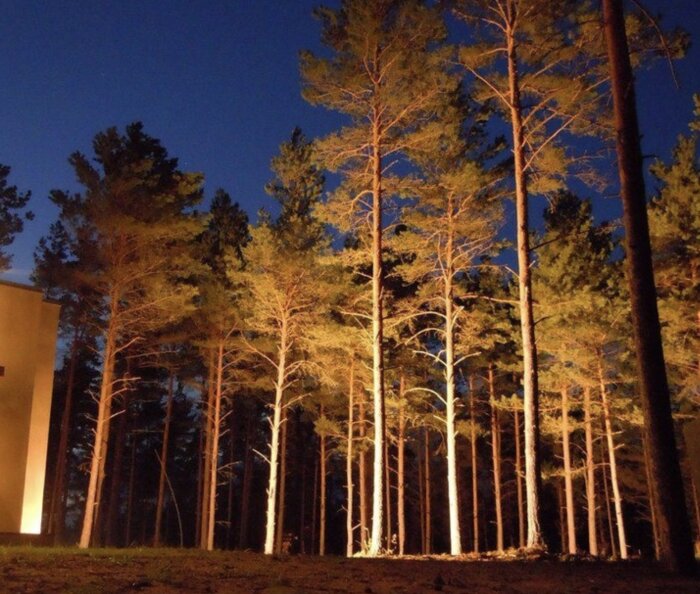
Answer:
[368, 89, 386, 557]
[603, 0, 695, 574]
[264, 320, 288, 555]
[397, 375, 406, 556]
[200, 349, 215, 549]
[155, 371, 175, 547]
[48, 328, 80, 541]
[346, 358, 355, 557]
[514, 408, 525, 548]
[424, 427, 432, 555]
[311, 439, 319, 554]
[79, 311, 118, 549]
[469, 376, 479, 553]
[275, 406, 289, 554]
[488, 365, 503, 553]
[206, 341, 225, 551]
[598, 356, 628, 559]
[320, 418, 327, 556]
[601, 439, 618, 558]
[561, 387, 577, 554]
[195, 413, 203, 545]
[557, 478, 566, 552]
[442, 203, 462, 555]
[584, 386, 598, 556]
[359, 389, 368, 550]
[505, 0, 543, 550]
[385, 432, 392, 551]
[418, 436, 425, 553]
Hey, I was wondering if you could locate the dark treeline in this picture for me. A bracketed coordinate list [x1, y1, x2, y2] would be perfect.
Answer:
[2, 0, 695, 574]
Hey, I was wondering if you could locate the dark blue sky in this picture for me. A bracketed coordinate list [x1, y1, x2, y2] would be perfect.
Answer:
[1, 0, 698, 283]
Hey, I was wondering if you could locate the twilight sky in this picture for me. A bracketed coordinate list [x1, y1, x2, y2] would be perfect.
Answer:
[1, 0, 698, 283]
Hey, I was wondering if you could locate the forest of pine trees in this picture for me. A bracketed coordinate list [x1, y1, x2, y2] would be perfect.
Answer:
[1, 0, 696, 575]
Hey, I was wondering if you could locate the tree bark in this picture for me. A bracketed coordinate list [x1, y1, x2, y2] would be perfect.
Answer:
[424, 427, 432, 555]
[79, 310, 118, 549]
[469, 375, 479, 553]
[359, 388, 368, 550]
[264, 319, 288, 555]
[154, 371, 175, 547]
[397, 376, 406, 556]
[514, 408, 525, 549]
[200, 348, 215, 549]
[320, 405, 327, 556]
[346, 358, 355, 557]
[368, 79, 386, 557]
[598, 356, 628, 559]
[600, 439, 618, 558]
[444, 198, 462, 555]
[561, 387, 577, 554]
[584, 386, 598, 556]
[488, 365, 503, 553]
[505, 0, 543, 550]
[206, 340, 225, 551]
[602, 0, 695, 574]
[275, 406, 289, 554]
[48, 327, 80, 541]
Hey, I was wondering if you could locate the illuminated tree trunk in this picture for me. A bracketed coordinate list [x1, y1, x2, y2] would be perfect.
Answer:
[79, 306, 118, 549]
[397, 376, 406, 556]
[598, 356, 627, 559]
[200, 350, 215, 549]
[359, 389, 368, 549]
[275, 406, 289, 554]
[154, 371, 175, 547]
[264, 319, 288, 555]
[600, 439, 618, 558]
[603, 0, 695, 574]
[584, 386, 598, 556]
[368, 91, 386, 557]
[384, 435, 391, 551]
[444, 204, 462, 555]
[206, 340, 225, 551]
[505, 0, 543, 549]
[346, 358, 355, 557]
[514, 408, 525, 548]
[48, 328, 80, 541]
[488, 365, 503, 553]
[469, 376, 479, 553]
[561, 387, 577, 554]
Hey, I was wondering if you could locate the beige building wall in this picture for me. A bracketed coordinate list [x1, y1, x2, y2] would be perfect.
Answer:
[0, 280, 60, 534]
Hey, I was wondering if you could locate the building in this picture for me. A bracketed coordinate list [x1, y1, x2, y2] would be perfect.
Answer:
[0, 280, 60, 535]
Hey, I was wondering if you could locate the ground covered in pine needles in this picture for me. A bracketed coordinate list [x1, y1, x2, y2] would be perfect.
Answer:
[0, 547, 697, 594]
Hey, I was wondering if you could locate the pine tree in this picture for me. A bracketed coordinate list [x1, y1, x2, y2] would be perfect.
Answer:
[0, 163, 32, 271]
[602, 0, 695, 573]
[301, 0, 454, 556]
[453, 0, 606, 549]
[50, 122, 204, 548]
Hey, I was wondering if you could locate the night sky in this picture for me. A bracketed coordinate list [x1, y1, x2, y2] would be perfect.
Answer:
[1, 0, 698, 283]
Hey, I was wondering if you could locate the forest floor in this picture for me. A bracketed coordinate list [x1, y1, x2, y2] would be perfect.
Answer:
[0, 547, 698, 594]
